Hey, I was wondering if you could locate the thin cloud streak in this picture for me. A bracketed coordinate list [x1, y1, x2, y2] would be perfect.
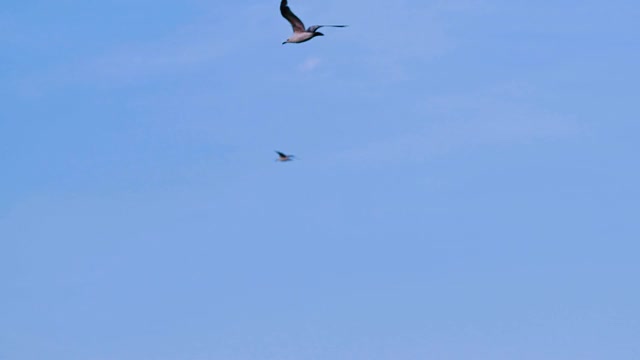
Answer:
[322, 0, 492, 79]
[14, 31, 228, 93]
[337, 89, 585, 164]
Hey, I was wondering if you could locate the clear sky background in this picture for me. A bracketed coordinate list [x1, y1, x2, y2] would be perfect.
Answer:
[1, 0, 639, 359]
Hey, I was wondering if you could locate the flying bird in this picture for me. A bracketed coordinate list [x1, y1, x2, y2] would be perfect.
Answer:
[275, 151, 295, 162]
[280, 0, 347, 44]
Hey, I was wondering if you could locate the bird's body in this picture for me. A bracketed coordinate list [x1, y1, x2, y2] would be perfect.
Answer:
[280, 0, 347, 44]
[275, 151, 295, 162]
[286, 31, 320, 44]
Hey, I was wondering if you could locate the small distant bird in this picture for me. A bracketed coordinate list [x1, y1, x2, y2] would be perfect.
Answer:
[275, 151, 295, 162]
[280, 0, 347, 44]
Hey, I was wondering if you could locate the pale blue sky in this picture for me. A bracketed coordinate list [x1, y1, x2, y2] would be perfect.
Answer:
[1, 0, 639, 359]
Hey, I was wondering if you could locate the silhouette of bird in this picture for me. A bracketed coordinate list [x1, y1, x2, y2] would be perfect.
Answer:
[275, 151, 295, 162]
[280, 0, 347, 44]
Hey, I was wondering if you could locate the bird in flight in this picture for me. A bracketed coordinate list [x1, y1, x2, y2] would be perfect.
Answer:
[280, 0, 347, 44]
[275, 151, 295, 162]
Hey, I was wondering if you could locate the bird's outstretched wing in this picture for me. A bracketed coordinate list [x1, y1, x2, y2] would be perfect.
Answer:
[307, 25, 348, 32]
[276, 151, 287, 158]
[280, 0, 306, 33]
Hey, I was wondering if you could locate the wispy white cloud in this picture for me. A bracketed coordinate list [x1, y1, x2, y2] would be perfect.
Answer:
[9, 2, 276, 94]
[14, 29, 228, 94]
[298, 57, 322, 72]
[337, 83, 585, 164]
[81, 38, 224, 78]
[321, 0, 492, 80]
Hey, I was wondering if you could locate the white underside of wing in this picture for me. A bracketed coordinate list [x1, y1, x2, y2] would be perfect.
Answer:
[287, 32, 315, 43]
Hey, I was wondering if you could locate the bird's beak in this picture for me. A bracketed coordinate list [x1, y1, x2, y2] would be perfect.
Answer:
[282, 41, 287, 45]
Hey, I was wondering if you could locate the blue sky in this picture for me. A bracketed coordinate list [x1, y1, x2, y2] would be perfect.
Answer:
[1, 0, 639, 359]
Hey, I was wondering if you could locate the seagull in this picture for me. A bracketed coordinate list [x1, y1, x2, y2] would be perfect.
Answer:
[280, 0, 347, 44]
[275, 151, 295, 162]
